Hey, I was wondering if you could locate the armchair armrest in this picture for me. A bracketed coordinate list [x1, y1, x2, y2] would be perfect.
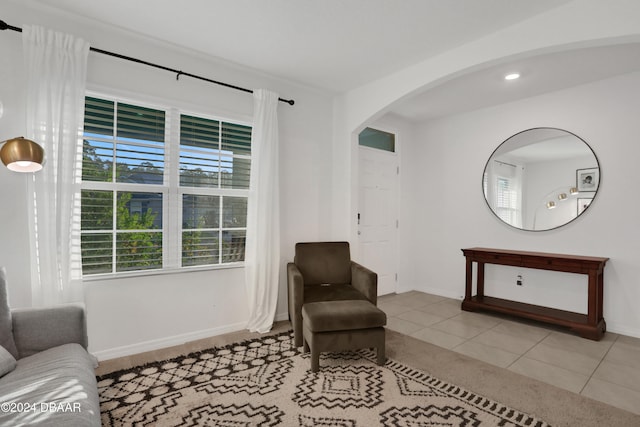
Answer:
[287, 263, 304, 316]
[351, 261, 378, 305]
[11, 303, 88, 359]
[287, 262, 305, 347]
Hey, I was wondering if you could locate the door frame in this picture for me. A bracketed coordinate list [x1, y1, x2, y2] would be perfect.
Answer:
[355, 124, 401, 295]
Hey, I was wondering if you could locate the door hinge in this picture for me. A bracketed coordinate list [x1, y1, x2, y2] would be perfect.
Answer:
[395, 273, 398, 282]
[396, 219, 399, 228]
[397, 166, 400, 175]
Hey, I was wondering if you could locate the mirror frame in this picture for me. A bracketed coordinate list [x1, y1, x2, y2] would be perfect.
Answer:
[483, 127, 601, 232]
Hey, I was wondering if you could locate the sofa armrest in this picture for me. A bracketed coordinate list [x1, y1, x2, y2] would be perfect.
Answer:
[351, 261, 378, 305]
[11, 303, 88, 359]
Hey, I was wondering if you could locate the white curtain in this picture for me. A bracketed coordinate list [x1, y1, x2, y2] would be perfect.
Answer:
[23, 26, 89, 306]
[245, 89, 280, 333]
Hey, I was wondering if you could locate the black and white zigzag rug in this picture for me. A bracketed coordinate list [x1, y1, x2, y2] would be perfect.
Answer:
[97, 330, 551, 426]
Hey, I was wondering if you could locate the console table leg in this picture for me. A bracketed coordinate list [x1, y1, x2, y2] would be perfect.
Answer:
[597, 272, 605, 323]
[477, 262, 485, 298]
[464, 258, 473, 301]
[587, 273, 597, 326]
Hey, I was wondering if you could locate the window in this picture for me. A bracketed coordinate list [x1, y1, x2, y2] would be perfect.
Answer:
[484, 160, 523, 228]
[81, 95, 251, 276]
[494, 177, 520, 225]
[358, 127, 395, 152]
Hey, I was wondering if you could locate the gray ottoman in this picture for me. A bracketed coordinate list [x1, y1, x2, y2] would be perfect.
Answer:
[301, 300, 387, 372]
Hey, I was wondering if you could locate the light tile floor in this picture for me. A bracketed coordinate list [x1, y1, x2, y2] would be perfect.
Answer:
[379, 291, 640, 415]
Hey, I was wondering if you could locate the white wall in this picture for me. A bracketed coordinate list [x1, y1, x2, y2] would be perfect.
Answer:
[403, 72, 640, 337]
[333, 0, 640, 244]
[0, 1, 334, 358]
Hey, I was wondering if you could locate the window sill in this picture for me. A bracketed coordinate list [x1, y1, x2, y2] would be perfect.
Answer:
[82, 262, 245, 282]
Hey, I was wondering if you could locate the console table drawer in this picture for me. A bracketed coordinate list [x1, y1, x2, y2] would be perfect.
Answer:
[519, 255, 585, 273]
[470, 252, 521, 266]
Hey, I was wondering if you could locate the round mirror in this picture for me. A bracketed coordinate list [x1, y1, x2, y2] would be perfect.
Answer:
[483, 128, 600, 231]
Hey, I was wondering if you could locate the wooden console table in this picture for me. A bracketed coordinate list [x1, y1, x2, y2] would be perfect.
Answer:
[461, 247, 608, 340]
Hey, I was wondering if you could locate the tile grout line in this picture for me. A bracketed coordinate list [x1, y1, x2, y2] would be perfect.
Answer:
[504, 328, 552, 370]
[451, 316, 547, 366]
[578, 333, 619, 395]
[387, 292, 640, 414]
[386, 293, 640, 411]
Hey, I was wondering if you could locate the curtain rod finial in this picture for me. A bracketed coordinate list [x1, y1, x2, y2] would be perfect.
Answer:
[0, 19, 22, 32]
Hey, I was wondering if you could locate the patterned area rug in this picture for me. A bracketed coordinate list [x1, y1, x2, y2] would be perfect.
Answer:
[98, 330, 551, 426]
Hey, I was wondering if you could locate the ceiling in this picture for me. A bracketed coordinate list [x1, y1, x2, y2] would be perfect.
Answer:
[493, 128, 593, 163]
[28, 0, 572, 93]
[391, 42, 640, 122]
[21, 0, 640, 122]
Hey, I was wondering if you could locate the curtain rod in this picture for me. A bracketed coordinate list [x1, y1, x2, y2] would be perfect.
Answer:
[0, 19, 295, 106]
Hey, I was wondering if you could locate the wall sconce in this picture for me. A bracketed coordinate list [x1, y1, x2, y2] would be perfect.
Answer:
[0, 137, 44, 173]
[557, 193, 568, 201]
[570, 187, 579, 195]
[546, 201, 556, 209]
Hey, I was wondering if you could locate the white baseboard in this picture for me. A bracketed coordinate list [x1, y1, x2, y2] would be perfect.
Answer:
[399, 285, 462, 301]
[92, 312, 292, 362]
[92, 321, 247, 361]
[604, 321, 640, 339]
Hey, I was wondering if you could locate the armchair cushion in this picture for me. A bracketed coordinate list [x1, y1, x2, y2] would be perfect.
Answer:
[294, 242, 351, 285]
[0, 268, 19, 359]
[303, 284, 369, 304]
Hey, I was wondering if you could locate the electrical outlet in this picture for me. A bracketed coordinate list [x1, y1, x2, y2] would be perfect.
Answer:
[516, 274, 523, 286]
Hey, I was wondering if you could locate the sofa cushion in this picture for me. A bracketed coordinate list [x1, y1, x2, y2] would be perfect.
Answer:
[0, 345, 16, 377]
[0, 343, 101, 426]
[302, 300, 387, 332]
[0, 268, 19, 359]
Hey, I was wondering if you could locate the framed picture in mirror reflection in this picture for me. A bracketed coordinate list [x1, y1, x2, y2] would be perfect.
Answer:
[576, 167, 599, 192]
[577, 197, 593, 215]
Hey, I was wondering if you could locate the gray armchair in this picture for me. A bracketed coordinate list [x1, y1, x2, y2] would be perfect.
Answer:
[287, 241, 378, 347]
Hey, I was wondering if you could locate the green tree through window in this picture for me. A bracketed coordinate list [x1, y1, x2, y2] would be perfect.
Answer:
[80, 95, 251, 276]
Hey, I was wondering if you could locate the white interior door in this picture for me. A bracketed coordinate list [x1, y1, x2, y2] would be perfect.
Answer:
[358, 145, 398, 296]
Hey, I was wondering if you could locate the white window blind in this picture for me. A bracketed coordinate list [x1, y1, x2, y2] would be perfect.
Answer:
[490, 161, 523, 228]
[80, 95, 251, 276]
[179, 114, 251, 267]
[495, 177, 519, 225]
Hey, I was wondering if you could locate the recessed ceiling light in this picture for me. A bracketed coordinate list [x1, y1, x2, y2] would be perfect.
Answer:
[504, 73, 520, 81]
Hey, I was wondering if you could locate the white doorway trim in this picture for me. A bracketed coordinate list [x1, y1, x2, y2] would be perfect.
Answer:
[356, 126, 400, 296]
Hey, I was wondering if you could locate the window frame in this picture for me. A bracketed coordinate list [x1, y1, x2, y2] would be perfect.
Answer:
[81, 91, 251, 280]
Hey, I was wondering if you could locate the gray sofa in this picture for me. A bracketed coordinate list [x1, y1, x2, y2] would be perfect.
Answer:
[0, 269, 100, 426]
